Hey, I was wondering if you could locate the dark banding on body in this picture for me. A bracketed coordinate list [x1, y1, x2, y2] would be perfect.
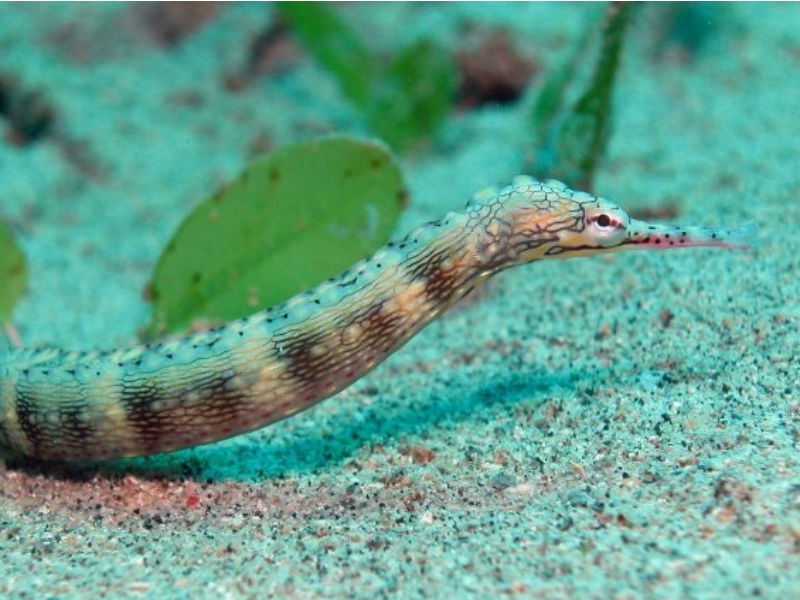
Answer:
[12, 387, 46, 456]
[120, 372, 253, 457]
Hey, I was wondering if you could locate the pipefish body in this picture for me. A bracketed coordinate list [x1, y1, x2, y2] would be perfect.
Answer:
[0, 176, 754, 461]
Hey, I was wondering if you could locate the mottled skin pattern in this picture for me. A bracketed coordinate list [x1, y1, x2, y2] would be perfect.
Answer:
[0, 176, 753, 461]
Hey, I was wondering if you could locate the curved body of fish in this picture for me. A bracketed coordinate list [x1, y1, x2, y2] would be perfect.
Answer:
[0, 176, 754, 461]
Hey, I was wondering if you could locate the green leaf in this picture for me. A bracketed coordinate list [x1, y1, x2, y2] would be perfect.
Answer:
[532, 2, 636, 189]
[0, 220, 27, 323]
[279, 3, 455, 151]
[278, 2, 376, 107]
[529, 31, 591, 173]
[368, 39, 458, 151]
[147, 137, 406, 337]
[556, 3, 634, 189]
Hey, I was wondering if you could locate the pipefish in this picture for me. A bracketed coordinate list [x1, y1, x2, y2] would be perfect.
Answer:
[0, 176, 754, 461]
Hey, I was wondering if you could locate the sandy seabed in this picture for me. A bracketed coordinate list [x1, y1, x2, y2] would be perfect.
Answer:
[0, 3, 797, 598]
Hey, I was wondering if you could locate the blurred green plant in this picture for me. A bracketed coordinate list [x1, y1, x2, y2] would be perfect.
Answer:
[0, 220, 26, 326]
[531, 2, 636, 189]
[278, 2, 457, 152]
[147, 136, 406, 337]
[652, 2, 720, 58]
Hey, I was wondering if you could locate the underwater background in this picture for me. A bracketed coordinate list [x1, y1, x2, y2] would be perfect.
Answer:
[0, 2, 798, 598]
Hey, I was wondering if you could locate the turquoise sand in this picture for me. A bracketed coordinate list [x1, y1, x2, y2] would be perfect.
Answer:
[0, 3, 797, 598]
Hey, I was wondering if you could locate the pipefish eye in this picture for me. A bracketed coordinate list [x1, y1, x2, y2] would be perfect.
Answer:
[586, 206, 628, 247]
[595, 213, 612, 228]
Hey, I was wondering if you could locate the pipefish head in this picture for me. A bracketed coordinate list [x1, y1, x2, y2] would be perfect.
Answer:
[471, 176, 755, 270]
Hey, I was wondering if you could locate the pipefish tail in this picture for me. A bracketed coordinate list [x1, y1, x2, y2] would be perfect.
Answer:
[0, 176, 755, 461]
